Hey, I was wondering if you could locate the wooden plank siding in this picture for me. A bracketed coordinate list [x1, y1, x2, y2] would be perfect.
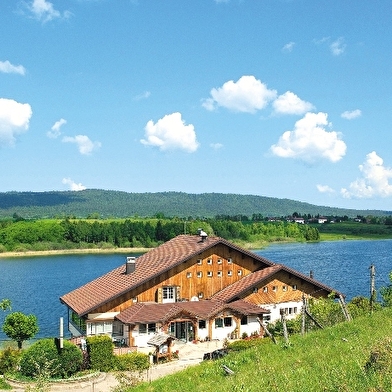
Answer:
[243, 271, 332, 305]
[91, 244, 265, 314]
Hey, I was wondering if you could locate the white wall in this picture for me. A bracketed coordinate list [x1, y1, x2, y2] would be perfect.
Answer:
[262, 301, 302, 323]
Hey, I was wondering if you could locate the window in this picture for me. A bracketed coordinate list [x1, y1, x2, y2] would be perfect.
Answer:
[198, 292, 204, 299]
[112, 321, 123, 336]
[197, 259, 202, 265]
[163, 286, 176, 303]
[139, 323, 155, 334]
[263, 287, 268, 293]
[215, 318, 223, 328]
[199, 320, 206, 329]
[197, 271, 203, 278]
[186, 272, 192, 278]
[217, 258, 222, 264]
[227, 270, 233, 276]
[241, 316, 248, 325]
[227, 258, 232, 264]
[238, 269, 243, 276]
[207, 271, 213, 277]
[252, 287, 258, 293]
[272, 286, 277, 292]
[292, 284, 297, 290]
[217, 271, 222, 277]
[224, 317, 232, 327]
[139, 324, 146, 334]
[207, 258, 212, 265]
[282, 285, 287, 292]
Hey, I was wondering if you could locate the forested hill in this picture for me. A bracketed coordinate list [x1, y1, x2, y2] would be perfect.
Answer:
[0, 190, 390, 219]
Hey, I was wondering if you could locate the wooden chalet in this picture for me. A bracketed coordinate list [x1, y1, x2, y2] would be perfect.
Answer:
[60, 233, 342, 348]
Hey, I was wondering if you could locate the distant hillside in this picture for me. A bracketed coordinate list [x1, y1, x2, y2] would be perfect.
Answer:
[0, 190, 390, 219]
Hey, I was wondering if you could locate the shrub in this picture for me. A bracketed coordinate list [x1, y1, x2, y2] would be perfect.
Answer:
[114, 352, 150, 372]
[365, 337, 392, 375]
[86, 335, 114, 372]
[19, 339, 83, 379]
[0, 347, 21, 374]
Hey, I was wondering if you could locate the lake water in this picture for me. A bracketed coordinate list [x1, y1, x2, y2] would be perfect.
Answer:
[0, 240, 391, 342]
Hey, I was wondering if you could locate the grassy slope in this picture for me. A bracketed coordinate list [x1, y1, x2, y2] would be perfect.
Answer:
[132, 308, 392, 392]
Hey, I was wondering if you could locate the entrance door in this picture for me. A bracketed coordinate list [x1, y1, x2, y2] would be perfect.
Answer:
[170, 321, 194, 342]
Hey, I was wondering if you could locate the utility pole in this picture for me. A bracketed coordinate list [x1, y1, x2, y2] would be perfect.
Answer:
[370, 265, 376, 313]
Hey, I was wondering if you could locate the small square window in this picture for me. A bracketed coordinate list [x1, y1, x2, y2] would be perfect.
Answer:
[282, 285, 287, 292]
[207, 271, 213, 277]
[238, 269, 242, 276]
[197, 271, 203, 278]
[215, 318, 223, 328]
[224, 317, 232, 327]
[197, 259, 202, 265]
[207, 258, 212, 265]
[217, 258, 222, 264]
[227, 258, 232, 264]
[263, 287, 268, 293]
[186, 272, 192, 278]
[272, 286, 277, 292]
[217, 271, 222, 277]
[252, 287, 258, 293]
[292, 284, 297, 290]
[198, 292, 204, 298]
[228, 270, 233, 276]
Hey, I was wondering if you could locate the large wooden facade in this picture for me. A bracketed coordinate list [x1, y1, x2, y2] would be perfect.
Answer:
[60, 234, 342, 347]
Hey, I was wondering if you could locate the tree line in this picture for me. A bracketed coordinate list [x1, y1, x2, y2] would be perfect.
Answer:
[0, 217, 320, 252]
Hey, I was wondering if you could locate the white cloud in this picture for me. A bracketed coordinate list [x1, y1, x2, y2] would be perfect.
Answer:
[330, 37, 346, 56]
[341, 109, 361, 120]
[282, 42, 295, 53]
[27, 0, 71, 22]
[62, 135, 101, 155]
[270, 112, 347, 163]
[47, 118, 66, 138]
[317, 184, 335, 194]
[272, 91, 315, 115]
[141, 112, 199, 153]
[133, 91, 151, 101]
[0, 60, 26, 75]
[341, 152, 392, 199]
[62, 177, 86, 191]
[0, 98, 32, 146]
[210, 143, 223, 150]
[202, 75, 277, 113]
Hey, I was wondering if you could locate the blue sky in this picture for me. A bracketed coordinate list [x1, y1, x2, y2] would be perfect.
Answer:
[1, 0, 392, 212]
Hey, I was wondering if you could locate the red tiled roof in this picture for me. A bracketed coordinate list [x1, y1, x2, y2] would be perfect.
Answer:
[60, 235, 275, 316]
[211, 263, 343, 302]
[115, 299, 268, 324]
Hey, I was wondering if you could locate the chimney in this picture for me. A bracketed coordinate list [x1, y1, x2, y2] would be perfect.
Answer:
[197, 228, 208, 242]
[126, 257, 136, 274]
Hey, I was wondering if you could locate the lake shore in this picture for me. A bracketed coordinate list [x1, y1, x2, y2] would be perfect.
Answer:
[0, 247, 151, 259]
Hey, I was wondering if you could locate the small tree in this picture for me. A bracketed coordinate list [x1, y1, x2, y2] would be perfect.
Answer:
[0, 299, 11, 311]
[380, 272, 392, 307]
[2, 312, 39, 349]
